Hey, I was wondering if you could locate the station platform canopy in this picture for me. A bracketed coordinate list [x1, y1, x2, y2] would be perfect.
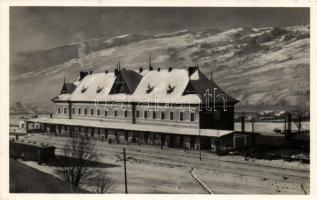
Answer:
[27, 117, 233, 138]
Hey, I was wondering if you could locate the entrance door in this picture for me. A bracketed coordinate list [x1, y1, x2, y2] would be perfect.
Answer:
[161, 134, 165, 146]
[125, 131, 128, 141]
[190, 136, 195, 148]
[144, 132, 148, 144]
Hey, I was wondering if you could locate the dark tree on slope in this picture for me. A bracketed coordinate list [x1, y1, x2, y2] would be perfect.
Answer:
[292, 109, 304, 134]
[59, 135, 96, 187]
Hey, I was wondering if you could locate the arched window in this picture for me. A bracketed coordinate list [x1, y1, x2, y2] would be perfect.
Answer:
[190, 113, 195, 121]
[161, 111, 165, 120]
[170, 112, 174, 120]
[136, 110, 140, 118]
[179, 112, 184, 121]
[153, 111, 156, 119]
[144, 111, 148, 119]
[124, 110, 128, 118]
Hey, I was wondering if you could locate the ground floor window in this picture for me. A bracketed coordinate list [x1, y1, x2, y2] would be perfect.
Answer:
[144, 111, 148, 119]
[179, 112, 184, 121]
[170, 112, 174, 120]
[153, 111, 156, 119]
[136, 110, 139, 118]
[190, 113, 195, 121]
[124, 110, 128, 118]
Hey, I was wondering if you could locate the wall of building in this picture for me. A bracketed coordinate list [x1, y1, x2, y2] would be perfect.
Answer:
[199, 105, 235, 130]
[135, 104, 199, 129]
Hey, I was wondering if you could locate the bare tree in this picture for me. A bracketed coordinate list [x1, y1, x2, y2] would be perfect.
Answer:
[293, 110, 303, 134]
[59, 135, 96, 187]
[94, 175, 112, 194]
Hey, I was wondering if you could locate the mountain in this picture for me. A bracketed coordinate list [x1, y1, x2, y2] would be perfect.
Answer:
[10, 25, 310, 113]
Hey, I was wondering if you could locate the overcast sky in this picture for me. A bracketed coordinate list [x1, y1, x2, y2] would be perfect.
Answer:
[10, 7, 309, 53]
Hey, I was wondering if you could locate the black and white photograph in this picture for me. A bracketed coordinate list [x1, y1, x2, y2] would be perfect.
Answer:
[1, 1, 315, 197]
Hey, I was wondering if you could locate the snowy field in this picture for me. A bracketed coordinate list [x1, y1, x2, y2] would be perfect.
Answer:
[16, 134, 310, 194]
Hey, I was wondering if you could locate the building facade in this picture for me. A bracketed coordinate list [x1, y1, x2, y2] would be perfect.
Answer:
[27, 64, 248, 153]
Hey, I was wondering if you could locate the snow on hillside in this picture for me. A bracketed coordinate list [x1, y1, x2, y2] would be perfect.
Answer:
[10, 25, 310, 113]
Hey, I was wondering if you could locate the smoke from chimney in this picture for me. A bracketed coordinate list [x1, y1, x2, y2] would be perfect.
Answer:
[78, 42, 87, 71]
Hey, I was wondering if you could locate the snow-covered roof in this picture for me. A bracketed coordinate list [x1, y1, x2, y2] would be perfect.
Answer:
[70, 72, 116, 102]
[27, 117, 233, 137]
[53, 67, 238, 105]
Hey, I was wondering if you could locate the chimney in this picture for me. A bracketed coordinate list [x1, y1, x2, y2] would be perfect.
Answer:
[139, 67, 143, 73]
[188, 66, 196, 77]
[149, 52, 152, 70]
[168, 67, 173, 72]
[105, 70, 108, 74]
[79, 71, 88, 81]
[157, 68, 160, 72]
[210, 72, 213, 80]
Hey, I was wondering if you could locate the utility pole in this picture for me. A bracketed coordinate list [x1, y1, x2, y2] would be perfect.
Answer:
[123, 148, 128, 194]
[199, 129, 201, 161]
[251, 117, 256, 148]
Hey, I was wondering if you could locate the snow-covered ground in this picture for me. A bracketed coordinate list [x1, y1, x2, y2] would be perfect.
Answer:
[18, 134, 309, 194]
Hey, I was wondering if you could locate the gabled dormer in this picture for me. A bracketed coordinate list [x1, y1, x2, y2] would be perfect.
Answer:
[183, 80, 197, 95]
[60, 82, 76, 94]
[109, 69, 142, 94]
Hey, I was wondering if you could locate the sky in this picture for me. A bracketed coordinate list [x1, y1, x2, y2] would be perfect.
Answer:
[10, 7, 309, 53]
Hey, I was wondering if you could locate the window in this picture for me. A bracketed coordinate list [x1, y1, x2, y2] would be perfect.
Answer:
[84, 108, 87, 115]
[190, 113, 195, 121]
[72, 108, 75, 114]
[104, 110, 107, 117]
[63, 107, 67, 114]
[78, 108, 81, 115]
[170, 112, 174, 120]
[136, 110, 139, 118]
[57, 107, 61, 114]
[179, 112, 184, 121]
[161, 111, 165, 120]
[91, 108, 94, 115]
[97, 109, 100, 116]
[144, 111, 148, 119]
[114, 110, 117, 117]
[124, 110, 128, 118]
[153, 111, 156, 119]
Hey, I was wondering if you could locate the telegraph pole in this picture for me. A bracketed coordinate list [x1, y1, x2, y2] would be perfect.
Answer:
[199, 128, 202, 161]
[123, 148, 128, 194]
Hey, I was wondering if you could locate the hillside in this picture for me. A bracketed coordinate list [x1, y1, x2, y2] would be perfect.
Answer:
[10, 25, 310, 113]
